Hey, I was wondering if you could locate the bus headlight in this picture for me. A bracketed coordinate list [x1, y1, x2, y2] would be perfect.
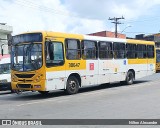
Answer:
[34, 85, 41, 88]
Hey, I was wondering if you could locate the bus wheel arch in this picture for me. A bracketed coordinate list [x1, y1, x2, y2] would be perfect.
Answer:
[65, 73, 81, 95]
[125, 69, 135, 85]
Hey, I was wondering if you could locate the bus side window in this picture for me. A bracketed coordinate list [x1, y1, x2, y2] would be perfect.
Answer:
[137, 44, 146, 58]
[82, 40, 97, 59]
[126, 44, 136, 59]
[113, 42, 125, 59]
[147, 45, 154, 58]
[99, 41, 113, 59]
[65, 39, 81, 60]
[45, 41, 64, 67]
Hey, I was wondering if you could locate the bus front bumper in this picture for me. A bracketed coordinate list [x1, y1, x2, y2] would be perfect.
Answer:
[11, 81, 45, 91]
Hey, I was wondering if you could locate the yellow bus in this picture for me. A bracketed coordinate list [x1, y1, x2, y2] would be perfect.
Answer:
[11, 31, 156, 94]
[156, 47, 160, 72]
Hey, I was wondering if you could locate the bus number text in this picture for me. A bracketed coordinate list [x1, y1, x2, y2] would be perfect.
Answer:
[69, 63, 80, 68]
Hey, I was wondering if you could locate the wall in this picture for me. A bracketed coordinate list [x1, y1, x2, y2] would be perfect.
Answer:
[88, 31, 126, 39]
[0, 24, 13, 55]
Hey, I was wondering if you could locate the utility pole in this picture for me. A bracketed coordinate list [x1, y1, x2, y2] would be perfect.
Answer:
[108, 16, 125, 38]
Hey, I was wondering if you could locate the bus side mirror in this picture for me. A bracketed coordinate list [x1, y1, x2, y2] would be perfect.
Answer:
[1, 44, 4, 56]
[1, 48, 3, 56]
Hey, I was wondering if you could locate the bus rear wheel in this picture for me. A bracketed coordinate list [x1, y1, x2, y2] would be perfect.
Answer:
[65, 76, 79, 95]
[125, 71, 134, 85]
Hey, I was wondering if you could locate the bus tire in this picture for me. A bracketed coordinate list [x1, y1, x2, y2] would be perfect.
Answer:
[65, 76, 79, 95]
[125, 71, 134, 85]
[38, 91, 49, 95]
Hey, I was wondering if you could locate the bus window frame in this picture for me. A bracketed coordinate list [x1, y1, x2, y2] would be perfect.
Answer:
[147, 45, 155, 58]
[98, 41, 113, 60]
[45, 41, 65, 68]
[113, 42, 126, 59]
[126, 43, 137, 59]
[81, 40, 98, 60]
[137, 44, 147, 59]
[65, 38, 81, 60]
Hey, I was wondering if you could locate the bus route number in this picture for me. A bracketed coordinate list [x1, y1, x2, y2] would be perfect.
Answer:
[69, 63, 80, 68]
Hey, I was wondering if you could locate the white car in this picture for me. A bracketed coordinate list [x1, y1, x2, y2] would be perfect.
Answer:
[0, 57, 12, 91]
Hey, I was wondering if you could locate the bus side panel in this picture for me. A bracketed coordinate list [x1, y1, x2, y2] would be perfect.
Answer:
[82, 60, 98, 86]
[147, 59, 156, 76]
[126, 39, 155, 79]
[65, 60, 97, 87]
[98, 59, 110, 84]
[128, 59, 148, 79]
[109, 59, 127, 83]
[46, 71, 66, 91]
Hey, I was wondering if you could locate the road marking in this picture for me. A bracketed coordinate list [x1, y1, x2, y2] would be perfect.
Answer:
[16, 96, 71, 107]
[13, 79, 160, 107]
[0, 93, 13, 97]
[17, 99, 58, 106]
[78, 80, 160, 97]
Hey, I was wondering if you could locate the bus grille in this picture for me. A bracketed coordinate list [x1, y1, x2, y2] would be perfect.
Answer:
[18, 80, 33, 82]
[15, 74, 35, 78]
[17, 84, 32, 88]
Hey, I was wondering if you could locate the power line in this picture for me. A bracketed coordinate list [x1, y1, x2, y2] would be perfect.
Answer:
[14, 0, 160, 24]
[125, 15, 160, 24]
[5, 0, 160, 36]
[108, 16, 125, 38]
[125, 31, 156, 34]
[14, 0, 85, 19]
[15, 0, 71, 16]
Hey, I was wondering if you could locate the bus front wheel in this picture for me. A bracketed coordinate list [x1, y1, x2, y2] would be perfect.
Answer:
[65, 76, 79, 95]
[125, 71, 134, 85]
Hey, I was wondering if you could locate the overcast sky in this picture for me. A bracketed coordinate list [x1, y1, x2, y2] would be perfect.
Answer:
[1, 0, 160, 37]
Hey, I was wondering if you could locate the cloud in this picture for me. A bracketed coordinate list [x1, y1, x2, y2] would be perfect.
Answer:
[0, 0, 71, 35]
[64, 0, 160, 20]
[69, 19, 106, 34]
[0, 0, 106, 35]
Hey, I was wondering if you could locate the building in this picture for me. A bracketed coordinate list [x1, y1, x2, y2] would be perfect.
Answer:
[135, 33, 160, 48]
[88, 31, 126, 39]
[0, 23, 13, 59]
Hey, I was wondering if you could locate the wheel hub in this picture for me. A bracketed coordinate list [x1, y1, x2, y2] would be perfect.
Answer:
[69, 81, 76, 89]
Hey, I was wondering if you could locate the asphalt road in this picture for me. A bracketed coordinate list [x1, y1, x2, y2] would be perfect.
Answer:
[0, 73, 160, 127]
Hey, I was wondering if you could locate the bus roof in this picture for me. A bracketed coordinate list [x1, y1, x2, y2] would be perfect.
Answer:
[13, 31, 155, 45]
[14, 31, 126, 42]
[127, 39, 155, 45]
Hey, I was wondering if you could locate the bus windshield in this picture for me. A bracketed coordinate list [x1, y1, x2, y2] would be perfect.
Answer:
[156, 49, 160, 62]
[11, 43, 42, 71]
[0, 63, 11, 74]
